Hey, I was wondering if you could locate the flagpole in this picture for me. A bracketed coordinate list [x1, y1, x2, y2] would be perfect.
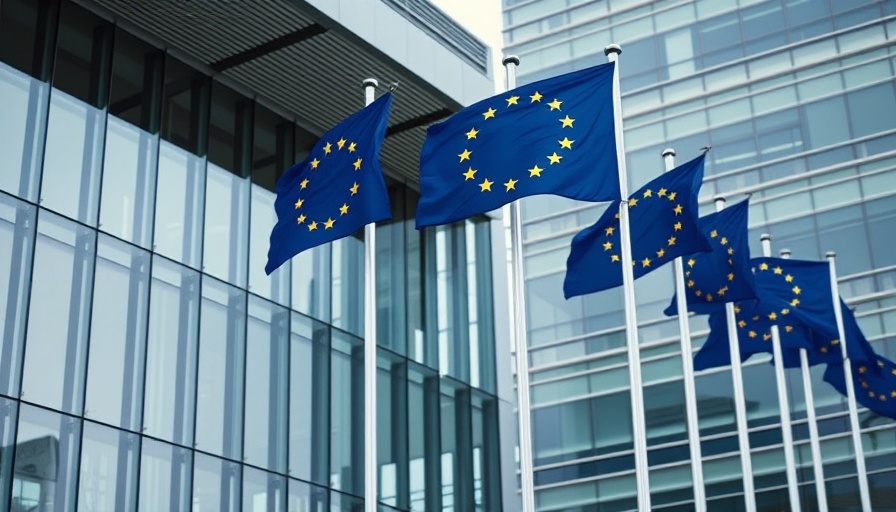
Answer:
[502, 54, 536, 512]
[780, 248, 828, 512]
[825, 251, 872, 511]
[362, 77, 379, 512]
[715, 195, 756, 512]
[663, 148, 705, 512]
[605, 44, 650, 512]
[759, 234, 801, 512]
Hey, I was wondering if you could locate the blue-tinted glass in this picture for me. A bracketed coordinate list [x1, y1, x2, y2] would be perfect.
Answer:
[153, 141, 205, 268]
[0, 397, 18, 507]
[804, 96, 850, 149]
[203, 163, 249, 287]
[847, 82, 896, 139]
[84, 235, 149, 431]
[331, 235, 364, 336]
[143, 257, 199, 446]
[0, 195, 35, 398]
[242, 466, 286, 512]
[290, 313, 330, 485]
[192, 453, 241, 512]
[331, 330, 362, 495]
[249, 185, 290, 305]
[695, 370, 737, 437]
[99, 117, 158, 247]
[22, 211, 95, 414]
[78, 421, 140, 511]
[195, 277, 246, 460]
[785, 0, 831, 23]
[644, 381, 687, 445]
[14, 405, 81, 512]
[741, 361, 782, 429]
[138, 438, 192, 512]
[288, 479, 329, 512]
[817, 205, 871, 276]
[866, 197, 896, 269]
[698, 13, 740, 52]
[0, 63, 49, 201]
[741, 2, 785, 41]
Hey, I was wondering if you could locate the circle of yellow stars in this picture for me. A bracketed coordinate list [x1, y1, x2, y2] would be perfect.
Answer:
[685, 226, 736, 304]
[292, 136, 364, 233]
[601, 187, 684, 268]
[458, 90, 577, 194]
[856, 358, 896, 402]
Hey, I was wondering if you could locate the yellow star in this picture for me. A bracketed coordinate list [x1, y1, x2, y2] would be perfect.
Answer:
[749, 330, 757, 338]
[506, 95, 519, 106]
[463, 167, 477, 180]
[687, 258, 696, 267]
[458, 149, 472, 162]
[294, 198, 304, 209]
[706, 294, 714, 302]
[792, 286, 801, 295]
[781, 308, 790, 315]
[610, 254, 620, 262]
[728, 272, 735, 281]
[759, 262, 769, 271]
[785, 325, 793, 333]
[687, 280, 695, 288]
[483, 107, 496, 119]
[324, 218, 335, 229]
[728, 247, 734, 255]
[337, 138, 346, 150]
[504, 178, 518, 191]
[480, 178, 493, 192]
[529, 91, 542, 102]
[353, 158, 362, 170]
[667, 191, 677, 201]
[529, 165, 543, 177]
[720, 237, 728, 245]
[559, 115, 574, 128]
[859, 366, 867, 374]
[762, 333, 770, 341]
[310, 158, 320, 169]
[605, 226, 615, 236]
[350, 182, 359, 195]
[657, 188, 667, 197]
[643, 189, 653, 198]
[667, 236, 676, 246]
[717, 287, 727, 296]
[773, 266, 782, 274]
[308, 221, 318, 231]
[300, 178, 309, 189]
[339, 203, 349, 215]
[297, 214, 306, 224]
[791, 298, 800, 306]
[710, 230, 718, 238]
[547, 152, 562, 165]
[674, 222, 682, 231]
[603, 241, 613, 251]
[547, 99, 562, 110]
[785, 274, 793, 282]
[628, 198, 638, 207]
[348, 142, 357, 153]
[738, 320, 746, 328]
[673, 204, 682, 215]
[641, 257, 651, 267]
[768, 312, 777, 320]
[323, 142, 332, 154]
[559, 137, 574, 149]
[466, 128, 479, 139]
[656, 248, 665, 258]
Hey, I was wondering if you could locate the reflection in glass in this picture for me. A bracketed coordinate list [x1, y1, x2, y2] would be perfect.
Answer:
[289, 314, 329, 485]
[0, 63, 49, 201]
[22, 211, 95, 414]
[0, 196, 36, 398]
[78, 421, 139, 511]
[99, 117, 158, 247]
[14, 404, 81, 512]
[195, 278, 245, 460]
[203, 163, 249, 287]
[84, 235, 149, 431]
[143, 257, 199, 446]
[192, 453, 241, 512]
[243, 466, 286, 512]
[330, 331, 362, 495]
[154, 141, 205, 269]
[138, 438, 192, 512]
[248, 186, 289, 304]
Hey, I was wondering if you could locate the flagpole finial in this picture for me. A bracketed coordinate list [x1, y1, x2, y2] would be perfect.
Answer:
[661, 148, 676, 157]
[825, 251, 836, 259]
[760, 233, 771, 243]
[502, 55, 520, 67]
[362, 78, 378, 89]
[780, 248, 791, 258]
[700, 145, 712, 152]
[604, 44, 622, 56]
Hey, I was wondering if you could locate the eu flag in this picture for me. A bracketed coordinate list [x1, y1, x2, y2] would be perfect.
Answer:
[664, 198, 757, 316]
[415, 62, 619, 228]
[265, 93, 392, 274]
[563, 153, 710, 299]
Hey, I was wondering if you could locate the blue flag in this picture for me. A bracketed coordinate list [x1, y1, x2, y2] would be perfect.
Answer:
[265, 93, 392, 274]
[415, 62, 619, 228]
[563, 153, 710, 298]
[664, 199, 757, 316]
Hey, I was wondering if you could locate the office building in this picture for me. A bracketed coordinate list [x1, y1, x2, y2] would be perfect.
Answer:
[503, 0, 896, 510]
[0, 0, 519, 510]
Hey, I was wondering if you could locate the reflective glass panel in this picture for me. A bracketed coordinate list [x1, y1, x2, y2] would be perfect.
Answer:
[138, 438, 192, 512]
[0, 195, 35, 397]
[203, 163, 249, 287]
[153, 141, 205, 268]
[0, 63, 49, 201]
[14, 404, 81, 512]
[242, 466, 286, 512]
[192, 453, 241, 512]
[78, 421, 139, 511]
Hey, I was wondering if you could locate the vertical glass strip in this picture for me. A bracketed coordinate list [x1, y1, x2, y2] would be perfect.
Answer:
[0, 196, 36, 399]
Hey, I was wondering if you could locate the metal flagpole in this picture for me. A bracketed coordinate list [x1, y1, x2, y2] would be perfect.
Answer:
[759, 234, 801, 512]
[362, 78, 379, 512]
[780, 247, 828, 512]
[714, 196, 756, 512]
[663, 148, 706, 512]
[605, 44, 651, 512]
[825, 251, 872, 511]
[502, 55, 536, 512]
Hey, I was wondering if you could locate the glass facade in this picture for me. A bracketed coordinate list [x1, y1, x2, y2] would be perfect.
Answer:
[503, 0, 896, 510]
[0, 0, 508, 511]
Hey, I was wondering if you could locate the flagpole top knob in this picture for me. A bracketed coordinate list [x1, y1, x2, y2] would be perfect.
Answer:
[604, 44, 622, 56]
[780, 248, 791, 257]
[712, 194, 726, 203]
[825, 251, 836, 259]
[502, 55, 520, 67]
[662, 148, 676, 157]
[362, 78, 378, 88]
[760, 233, 771, 242]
